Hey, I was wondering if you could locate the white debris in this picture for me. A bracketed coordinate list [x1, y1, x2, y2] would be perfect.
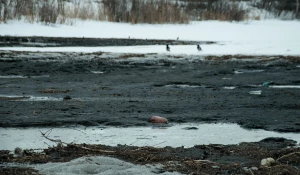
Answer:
[261, 158, 275, 166]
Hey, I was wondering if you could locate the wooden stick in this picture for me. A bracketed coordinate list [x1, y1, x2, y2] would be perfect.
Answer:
[276, 152, 300, 162]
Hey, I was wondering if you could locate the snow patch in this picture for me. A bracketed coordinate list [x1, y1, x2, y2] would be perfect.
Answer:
[34, 156, 179, 175]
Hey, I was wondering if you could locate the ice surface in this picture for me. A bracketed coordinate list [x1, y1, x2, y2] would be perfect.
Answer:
[1, 123, 299, 151]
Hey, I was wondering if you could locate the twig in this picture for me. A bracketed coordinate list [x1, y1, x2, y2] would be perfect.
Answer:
[40, 130, 62, 144]
[39, 130, 115, 153]
[151, 141, 166, 147]
[129, 140, 139, 146]
[43, 142, 51, 148]
[40, 128, 53, 137]
[276, 152, 300, 162]
[193, 160, 218, 165]
[70, 126, 86, 134]
[78, 146, 115, 153]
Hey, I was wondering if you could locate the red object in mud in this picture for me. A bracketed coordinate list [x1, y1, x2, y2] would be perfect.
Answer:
[150, 116, 168, 124]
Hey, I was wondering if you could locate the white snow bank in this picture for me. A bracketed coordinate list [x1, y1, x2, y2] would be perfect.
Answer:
[34, 156, 180, 175]
[1, 20, 299, 56]
[0, 20, 299, 42]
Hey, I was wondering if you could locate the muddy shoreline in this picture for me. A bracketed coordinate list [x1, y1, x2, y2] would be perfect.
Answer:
[0, 51, 300, 133]
[0, 36, 213, 47]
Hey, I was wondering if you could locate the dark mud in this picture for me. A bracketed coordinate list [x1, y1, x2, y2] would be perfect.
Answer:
[0, 36, 212, 47]
[0, 51, 300, 133]
[0, 137, 299, 175]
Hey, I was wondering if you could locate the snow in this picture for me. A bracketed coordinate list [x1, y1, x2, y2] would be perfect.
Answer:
[1, 20, 300, 56]
[34, 156, 181, 175]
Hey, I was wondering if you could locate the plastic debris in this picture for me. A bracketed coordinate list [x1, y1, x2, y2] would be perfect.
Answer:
[263, 81, 273, 87]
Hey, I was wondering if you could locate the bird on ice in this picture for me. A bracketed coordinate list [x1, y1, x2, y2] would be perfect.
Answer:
[166, 44, 170, 51]
[197, 45, 202, 51]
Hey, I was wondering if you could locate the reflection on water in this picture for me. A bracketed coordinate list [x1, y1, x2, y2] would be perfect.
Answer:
[0, 75, 50, 78]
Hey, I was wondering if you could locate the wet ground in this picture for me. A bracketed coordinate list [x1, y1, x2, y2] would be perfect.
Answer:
[0, 36, 209, 47]
[0, 51, 300, 133]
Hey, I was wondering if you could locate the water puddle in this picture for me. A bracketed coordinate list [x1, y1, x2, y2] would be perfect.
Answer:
[223, 86, 236, 90]
[234, 69, 264, 74]
[269, 85, 300, 89]
[0, 75, 26, 79]
[0, 95, 62, 101]
[1, 123, 299, 150]
[222, 77, 232, 80]
[0, 75, 50, 78]
[248, 90, 262, 95]
[0, 95, 113, 102]
[165, 84, 202, 88]
[91, 71, 104, 74]
[24, 96, 62, 101]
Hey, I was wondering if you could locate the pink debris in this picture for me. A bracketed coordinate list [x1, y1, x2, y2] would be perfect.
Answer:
[150, 116, 168, 124]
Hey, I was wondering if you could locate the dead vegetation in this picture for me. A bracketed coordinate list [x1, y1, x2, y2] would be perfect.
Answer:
[1, 132, 299, 175]
[119, 54, 146, 59]
[2, 0, 298, 24]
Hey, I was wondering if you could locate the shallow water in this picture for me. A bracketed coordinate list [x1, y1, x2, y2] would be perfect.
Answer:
[0, 95, 62, 101]
[1, 123, 299, 151]
[269, 85, 300, 89]
[0, 75, 50, 78]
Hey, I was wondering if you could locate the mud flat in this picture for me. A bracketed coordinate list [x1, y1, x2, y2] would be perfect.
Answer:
[0, 51, 300, 132]
[0, 51, 300, 174]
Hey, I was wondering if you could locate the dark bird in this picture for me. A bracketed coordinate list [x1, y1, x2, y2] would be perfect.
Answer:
[197, 45, 202, 51]
[166, 44, 170, 52]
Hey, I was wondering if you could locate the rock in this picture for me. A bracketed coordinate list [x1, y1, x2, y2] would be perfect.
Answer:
[63, 95, 72, 100]
[14, 147, 23, 157]
[183, 127, 198, 130]
[259, 137, 297, 148]
[150, 116, 168, 124]
[261, 158, 275, 166]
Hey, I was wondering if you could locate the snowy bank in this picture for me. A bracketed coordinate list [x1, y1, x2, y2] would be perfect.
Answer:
[1, 20, 300, 56]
